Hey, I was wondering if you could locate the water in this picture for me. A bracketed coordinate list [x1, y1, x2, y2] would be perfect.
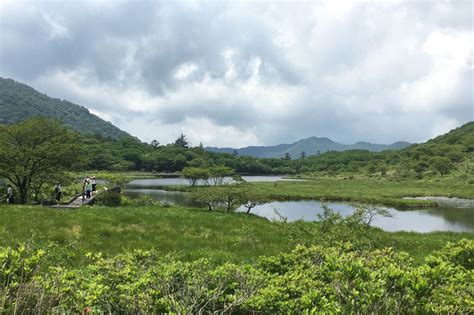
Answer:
[127, 176, 298, 187]
[125, 189, 202, 207]
[124, 188, 474, 233]
[403, 196, 474, 208]
[234, 201, 474, 233]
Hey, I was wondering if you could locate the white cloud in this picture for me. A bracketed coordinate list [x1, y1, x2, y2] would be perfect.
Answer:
[42, 14, 70, 39]
[174, 62, 198, 80]
[1, 0, 472, 146]
[180, 117, 261, 148]
[400, 29, 472, 112]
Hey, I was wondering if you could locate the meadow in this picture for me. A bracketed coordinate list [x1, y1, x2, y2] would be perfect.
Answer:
[247, 177, 474, 208]
[0, 204, 471, 266]
[157, 176, 474, 208]
[1, 203, 473, 313]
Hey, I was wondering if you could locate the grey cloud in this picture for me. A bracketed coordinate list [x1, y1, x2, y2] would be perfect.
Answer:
[0, 0, 472, 146]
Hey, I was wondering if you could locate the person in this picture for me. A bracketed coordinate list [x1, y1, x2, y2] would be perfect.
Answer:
[54, 182, 62, 203]
[82, 176, 89, 201]
[91, 176, 97, 195]
[6, 185, 13, 204]
[85, 180, 93, 199]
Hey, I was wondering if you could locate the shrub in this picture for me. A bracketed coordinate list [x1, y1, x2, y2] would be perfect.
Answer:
[1, 240, 472, 313]
[95, 191, 122, 207]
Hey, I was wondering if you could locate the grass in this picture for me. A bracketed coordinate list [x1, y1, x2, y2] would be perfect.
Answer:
[244, 178, 474, 208]
[0, 205, 290, 265]
[0, 204, 472, 266]
[128, 176, 474, 209]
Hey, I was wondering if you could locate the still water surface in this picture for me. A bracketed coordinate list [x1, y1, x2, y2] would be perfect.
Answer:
[127, 176, 301, 187]
[125, 186, 474, 233]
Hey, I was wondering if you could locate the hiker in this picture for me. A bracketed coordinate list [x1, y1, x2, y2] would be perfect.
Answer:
[54, 182, 62, 203]
[91, 176, 97, 195]
[82, 176, 89, 201]
[85, 180, 93, 199]
[6, 184, 13, 204]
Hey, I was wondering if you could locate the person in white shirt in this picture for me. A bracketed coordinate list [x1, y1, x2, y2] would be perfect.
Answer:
[6, 185, 13, 204]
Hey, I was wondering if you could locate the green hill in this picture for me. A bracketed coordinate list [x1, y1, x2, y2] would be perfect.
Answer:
[298, 121, 474, 178]
[423, 121, 474, 149]
[206, 136, 410, 158]
[0, 77, 131, 139]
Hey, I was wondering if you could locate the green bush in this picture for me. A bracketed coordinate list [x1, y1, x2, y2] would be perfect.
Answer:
[1, 240, 472, 313]
[95, 191, 122, 207]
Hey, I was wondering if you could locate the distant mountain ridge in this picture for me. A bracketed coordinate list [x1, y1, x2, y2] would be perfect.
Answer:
[0, 77, 131, 139]
[206, 137, 411, 158]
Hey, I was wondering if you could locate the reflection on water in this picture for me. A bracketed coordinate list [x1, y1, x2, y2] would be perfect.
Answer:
[124, 188, 474, 233]
[125, 189, 203, 207]
[234, 201, 474, 233]
[127, 176, 298, 187]
[404, 196, 474, 208]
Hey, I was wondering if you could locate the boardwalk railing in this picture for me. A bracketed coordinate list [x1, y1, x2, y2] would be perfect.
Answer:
[49, 192, 98, 209]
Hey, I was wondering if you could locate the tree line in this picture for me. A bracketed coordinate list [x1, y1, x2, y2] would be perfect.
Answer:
[1, 118, 471, 203]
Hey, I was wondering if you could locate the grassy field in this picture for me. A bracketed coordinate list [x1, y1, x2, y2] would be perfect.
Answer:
[245, 178, 474, 208]
[0, 205, 289, 265]
[150, 177, 474, 208]
[0, 204, 472, 266]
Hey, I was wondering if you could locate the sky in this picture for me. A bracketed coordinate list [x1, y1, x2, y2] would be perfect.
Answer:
[0, 0, 472, 147]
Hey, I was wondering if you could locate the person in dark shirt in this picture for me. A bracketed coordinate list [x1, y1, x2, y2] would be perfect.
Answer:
[54, 182, 62, 203]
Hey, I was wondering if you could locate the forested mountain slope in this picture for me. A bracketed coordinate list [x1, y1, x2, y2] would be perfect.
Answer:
[207, 136, 410, 158]
[0, 77, 131, 139]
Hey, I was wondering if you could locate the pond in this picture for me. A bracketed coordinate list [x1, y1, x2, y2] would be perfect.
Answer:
[124, 188, 474, 233]
[127, 176, 301, 187]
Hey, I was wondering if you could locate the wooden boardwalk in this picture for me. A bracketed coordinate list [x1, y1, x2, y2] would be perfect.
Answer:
[49, 193, 96, 209]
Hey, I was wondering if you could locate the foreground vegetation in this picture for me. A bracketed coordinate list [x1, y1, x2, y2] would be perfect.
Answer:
[1, 229, 472, 313]
[1, 203, 473, 313]
[0, 204, 471, 265]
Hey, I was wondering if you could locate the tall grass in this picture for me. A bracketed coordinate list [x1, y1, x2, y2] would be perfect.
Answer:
[246, 178, 474, 208]
[0, 204, 471, 266]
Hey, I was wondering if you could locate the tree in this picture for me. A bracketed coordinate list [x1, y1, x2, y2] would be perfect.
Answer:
[240, 188, 267, 214]
[367, 164, 377, 174]
[187, 158, 209, 168]
[182, 167, 210, 187]
[430, 157, 454, 176]
[172, 154, 187, 171]
[174, 133, 189, 148]
[209, 166, 235, 186]
[0, 118, 82, 204]
[413, 160, 429, 178]
[300, 151, 306, 159]
[30, 172, 73, 202]
[218, 186, 243, 212]
[150, 139, 160, 149]
[190, 189, 221, 211]
[283, 152, 291, 160]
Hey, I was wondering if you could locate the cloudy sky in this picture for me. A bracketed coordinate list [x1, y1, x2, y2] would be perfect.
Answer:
[0, 0, 472, 147]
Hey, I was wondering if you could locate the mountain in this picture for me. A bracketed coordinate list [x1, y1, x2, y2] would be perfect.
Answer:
[0, 77, 131, 139]
[422, 121, 474, 150]
[206, 137, 411, 158]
